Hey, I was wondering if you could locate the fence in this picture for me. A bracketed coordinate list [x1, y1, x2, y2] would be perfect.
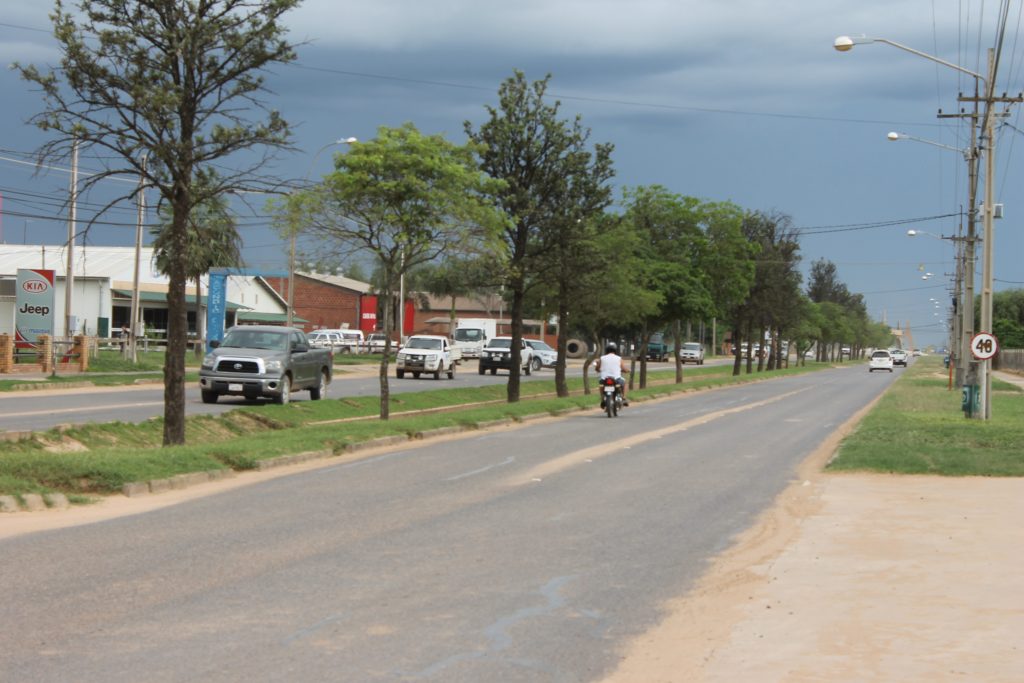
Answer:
[994, 348, 1024, 373]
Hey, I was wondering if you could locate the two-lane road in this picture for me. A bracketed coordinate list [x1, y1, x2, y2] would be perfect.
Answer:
[1, 364, 896, 681]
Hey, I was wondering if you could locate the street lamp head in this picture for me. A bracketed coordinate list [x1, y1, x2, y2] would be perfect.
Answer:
[907, 229, 918, 236]
[887, 132, 901, 141]
[833, 35, 855, 52]
[338, 137, 358, 144]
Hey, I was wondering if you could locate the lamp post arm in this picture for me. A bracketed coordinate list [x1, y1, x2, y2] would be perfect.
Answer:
[873, 38, 987, 89]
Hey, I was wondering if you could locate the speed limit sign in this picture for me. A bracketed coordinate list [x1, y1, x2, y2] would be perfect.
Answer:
[971, 332, 999, 360]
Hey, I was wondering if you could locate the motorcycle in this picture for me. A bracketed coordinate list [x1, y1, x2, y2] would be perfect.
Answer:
[599, 376, 623, 417]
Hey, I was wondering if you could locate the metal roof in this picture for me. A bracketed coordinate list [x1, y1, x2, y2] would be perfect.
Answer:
[0, 244, 166, 282]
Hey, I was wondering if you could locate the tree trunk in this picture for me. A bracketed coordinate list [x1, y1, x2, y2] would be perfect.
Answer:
[673, 320, 683, 384]
[378, 285, 394, 420]
[162, 198, 189, 446]
[732, 328, 743, 376]
[554, 298, 570, 398]
[507, 275, 524, 403]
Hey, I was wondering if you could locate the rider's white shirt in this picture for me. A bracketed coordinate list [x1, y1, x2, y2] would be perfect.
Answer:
[598, 353, 623, 379]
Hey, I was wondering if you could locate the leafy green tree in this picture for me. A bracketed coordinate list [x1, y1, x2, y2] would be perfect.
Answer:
[619, 186, 711, 387]
[466, 71, 612, 403]
[19, 0, 300, 445]
[284, 123, 503, 419]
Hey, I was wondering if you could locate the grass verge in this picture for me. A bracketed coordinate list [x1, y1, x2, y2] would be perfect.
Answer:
[0, 361, 826, 499]
[828, 356, 1024, 476]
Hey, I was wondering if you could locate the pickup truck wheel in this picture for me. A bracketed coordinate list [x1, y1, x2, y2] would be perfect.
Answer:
[478, 364, 485, 375]
[413, 372, 421, 379]
[490, 368, 497, 375]
[309, 370, 328, 400]
[531, 357, 542, 372]
[447, 362, 456, 379]
[524, 360, 531, 376]
[275, 375, 291, 405]
[396, 369, 405, 379]
[433, 369, 441, 380]
[201, 390, 219, 404]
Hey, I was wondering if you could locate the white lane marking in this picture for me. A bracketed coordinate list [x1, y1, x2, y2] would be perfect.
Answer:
[446, 456, 516, 482]
[1, 401, 164, 418]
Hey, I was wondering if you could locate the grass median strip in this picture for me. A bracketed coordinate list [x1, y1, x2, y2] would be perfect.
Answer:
[829, 356, 1024, 476]
[0, 361, 828, 500]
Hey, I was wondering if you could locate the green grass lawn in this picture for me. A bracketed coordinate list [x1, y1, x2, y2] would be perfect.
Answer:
[0, 361, 826, 499]
[829, 356, 1024, 476]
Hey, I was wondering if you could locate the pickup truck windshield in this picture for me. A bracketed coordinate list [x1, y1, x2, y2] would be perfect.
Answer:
[407, 338, 443, 350]
[221, 330, 288, 351]
[454, 329, 482, 341]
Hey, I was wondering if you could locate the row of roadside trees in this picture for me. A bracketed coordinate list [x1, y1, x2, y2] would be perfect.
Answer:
[18, 0, 891, 444]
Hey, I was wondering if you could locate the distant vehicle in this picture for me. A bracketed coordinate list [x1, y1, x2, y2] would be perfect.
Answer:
[645, 333, 670, 362]
[199, 325, 332, 404]
[479, 336, 533, 375]
[869, 349, 894, 373]
[678, 342, 705, 365]
[395, 335, 460, 379]
[890, 348, 909, 367]
[525, 338, 557, 370]
[366, 332, 390, 353]
[308, 330, 344, 352]
[452, 318, 498, 358]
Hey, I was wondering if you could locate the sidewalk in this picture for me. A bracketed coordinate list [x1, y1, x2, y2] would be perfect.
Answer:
[600, 370, 1024, 682]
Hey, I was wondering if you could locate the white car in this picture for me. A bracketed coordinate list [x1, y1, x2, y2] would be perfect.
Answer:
[890, 348, 909, 367]
[525, 339, 557, 370]
[869, 349, 893, 372]
[678, 342, 704, 365]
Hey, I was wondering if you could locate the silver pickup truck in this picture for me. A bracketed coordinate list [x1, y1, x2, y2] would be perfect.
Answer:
[199, 325, 332, 404]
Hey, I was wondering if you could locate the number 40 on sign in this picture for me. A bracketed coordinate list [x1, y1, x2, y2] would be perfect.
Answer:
[971, 332, 999, 360]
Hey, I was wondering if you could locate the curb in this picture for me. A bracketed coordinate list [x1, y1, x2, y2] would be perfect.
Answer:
[0, 492, 71, 513]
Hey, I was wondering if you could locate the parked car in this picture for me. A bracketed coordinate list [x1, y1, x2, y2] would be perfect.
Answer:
[868, 349, 894, 373]
[479, 336, 533, 375]
[308, 330, 344, 352]
[366, 332, 390, 353]
[525, 339, 557, 370]
[890, 348, 909, 367]
[678, 342, 705, 365]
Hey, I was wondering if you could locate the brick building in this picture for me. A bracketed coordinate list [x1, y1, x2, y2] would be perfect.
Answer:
[262, 272, 373, 332]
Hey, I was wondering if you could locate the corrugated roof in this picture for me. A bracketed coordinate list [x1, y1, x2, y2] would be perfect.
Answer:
[0, 244, 166, 282]
[297, 271, 373, 294]
[111, 289, 248, 310]
[237, 312, 308, 323]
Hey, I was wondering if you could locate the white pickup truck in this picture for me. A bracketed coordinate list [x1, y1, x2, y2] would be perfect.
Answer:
[395, 335, 462, 379]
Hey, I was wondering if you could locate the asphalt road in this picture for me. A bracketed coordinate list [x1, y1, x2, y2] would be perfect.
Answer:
[0, 361, 579, 433]
[0, 363, 897, 682]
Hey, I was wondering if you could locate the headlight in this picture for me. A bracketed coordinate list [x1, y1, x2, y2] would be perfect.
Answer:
[201, 354, 216, 369]
[265, 360, 282, 372]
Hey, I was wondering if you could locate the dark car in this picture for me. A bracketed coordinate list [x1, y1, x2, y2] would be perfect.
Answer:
[478, 337, 533, 375]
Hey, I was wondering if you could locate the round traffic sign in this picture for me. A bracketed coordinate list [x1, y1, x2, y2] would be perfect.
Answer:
[971, 332, 999, 360]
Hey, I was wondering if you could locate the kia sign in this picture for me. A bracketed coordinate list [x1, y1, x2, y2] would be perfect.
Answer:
[15, 269, 56, 348]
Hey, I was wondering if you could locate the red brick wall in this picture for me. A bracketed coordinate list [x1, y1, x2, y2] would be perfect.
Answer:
[265, 276, 362, 332]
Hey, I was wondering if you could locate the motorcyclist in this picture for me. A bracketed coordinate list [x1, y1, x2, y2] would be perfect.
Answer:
[595, 343, 629, 406]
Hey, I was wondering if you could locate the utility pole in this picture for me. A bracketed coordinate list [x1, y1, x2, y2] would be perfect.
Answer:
[130, 154, 147, 362]
[957, 48, 1023, 419]
[64, 138, 79, 340]
[938, 88, 979, 390]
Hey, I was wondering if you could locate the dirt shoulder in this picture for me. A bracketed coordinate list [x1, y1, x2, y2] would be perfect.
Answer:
[598, 380, 1024, 682]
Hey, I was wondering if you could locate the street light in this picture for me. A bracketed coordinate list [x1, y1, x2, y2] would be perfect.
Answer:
[837, 33, 1001, 419]
[888, 132, 969, 159]
[286, 137, 357, 328]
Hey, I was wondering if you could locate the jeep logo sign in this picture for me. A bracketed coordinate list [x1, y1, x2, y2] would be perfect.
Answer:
[15, 269, 56, 348]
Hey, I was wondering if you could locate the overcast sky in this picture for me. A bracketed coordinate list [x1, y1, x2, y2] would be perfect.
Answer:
[2, 0, 1023, 347]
